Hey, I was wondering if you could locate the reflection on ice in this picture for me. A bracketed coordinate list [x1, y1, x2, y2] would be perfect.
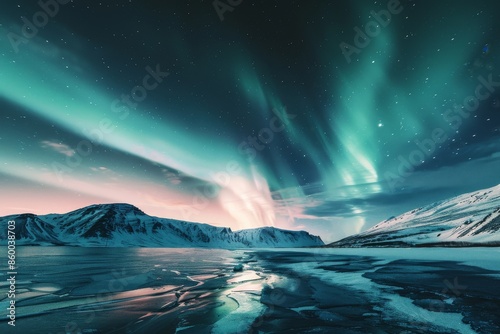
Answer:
[227, 271, 261, 284]
[29, 282, 63, 293]
[212, 291, 264, 334]
[0, 247, 498, 333]
[0, 247, 256, 333]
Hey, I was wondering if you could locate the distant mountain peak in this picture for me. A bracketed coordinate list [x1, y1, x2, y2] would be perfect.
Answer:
[88, 203, 144, 213]
[0, 203, 323, 248]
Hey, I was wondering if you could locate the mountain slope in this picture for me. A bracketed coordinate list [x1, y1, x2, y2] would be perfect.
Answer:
[0, 203, 323, 248]
[328, 184, 500, 247]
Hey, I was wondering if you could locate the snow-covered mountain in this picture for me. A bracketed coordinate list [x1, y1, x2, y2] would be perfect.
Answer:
[329, 184, 500, 247]
[0, 203, 323, 248]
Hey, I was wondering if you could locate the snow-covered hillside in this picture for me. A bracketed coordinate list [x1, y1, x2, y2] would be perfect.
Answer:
[0, 203, 323, 248]
[329, 184, 500, 247]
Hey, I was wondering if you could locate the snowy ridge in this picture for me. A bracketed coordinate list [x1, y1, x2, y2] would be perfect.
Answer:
[0, 203, 323, 248]
[329, 184, 500, 247]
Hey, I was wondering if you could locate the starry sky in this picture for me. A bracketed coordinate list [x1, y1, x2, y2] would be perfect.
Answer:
[1, 0, 500, 242]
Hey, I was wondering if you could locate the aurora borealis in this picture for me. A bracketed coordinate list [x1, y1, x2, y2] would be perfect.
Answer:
[1, 0, 500, 242]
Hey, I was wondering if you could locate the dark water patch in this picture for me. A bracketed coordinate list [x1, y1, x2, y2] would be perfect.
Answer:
[364, 259, 500, 333]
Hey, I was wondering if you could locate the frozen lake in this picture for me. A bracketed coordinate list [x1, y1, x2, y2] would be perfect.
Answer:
[0, 247, 499, 333]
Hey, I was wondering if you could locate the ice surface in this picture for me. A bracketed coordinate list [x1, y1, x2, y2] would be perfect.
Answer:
[248, 247, 500, 333]
[211, 290, 265, 333]
[0, 247, 498, 333]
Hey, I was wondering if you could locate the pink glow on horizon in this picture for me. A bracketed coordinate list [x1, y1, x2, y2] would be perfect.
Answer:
[0, 165, 285, 231]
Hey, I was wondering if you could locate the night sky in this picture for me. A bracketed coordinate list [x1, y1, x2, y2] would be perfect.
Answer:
[1, 0, 500, 242]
